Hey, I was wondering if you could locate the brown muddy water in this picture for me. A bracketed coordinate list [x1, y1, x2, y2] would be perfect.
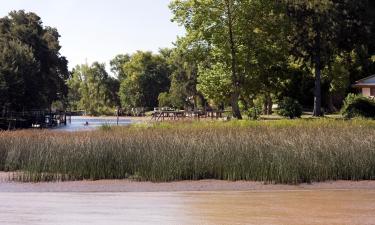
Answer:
[1, 190, 375, 225]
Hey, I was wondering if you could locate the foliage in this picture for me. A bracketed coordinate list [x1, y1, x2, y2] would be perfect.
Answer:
[284, 0, 371, 116]
[197, 63, 232, 106]
[67, 63, 119, 115]
[341, 94, 375, 119]
[2, 3, 375, 117]
[158, 92, 173, 107]
[118, 51, 171, 109]
[110, 54, 130, 80]
[0, 10, 69, 111]
[278, 97, 303, 119]
[247, 106, 262, 120]
[164, 38, 207, 109]
[170, 0, 250, 118]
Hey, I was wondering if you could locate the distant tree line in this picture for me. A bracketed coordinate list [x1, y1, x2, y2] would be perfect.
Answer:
[73, 0, 375, 117]
[2, 1, 375, 118]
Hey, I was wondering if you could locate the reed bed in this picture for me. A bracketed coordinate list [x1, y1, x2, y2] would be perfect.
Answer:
[0, 119, 374, 184]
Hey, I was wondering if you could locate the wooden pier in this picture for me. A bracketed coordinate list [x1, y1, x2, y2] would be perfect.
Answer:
[0, 111, 70, 130]
[151, 108, 225, 121]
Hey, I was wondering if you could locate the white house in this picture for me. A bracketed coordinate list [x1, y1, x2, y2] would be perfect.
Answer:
[353, 75, 375, 98]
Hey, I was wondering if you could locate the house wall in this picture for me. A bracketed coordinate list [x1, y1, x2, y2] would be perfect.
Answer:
[362, 88, 371, 97]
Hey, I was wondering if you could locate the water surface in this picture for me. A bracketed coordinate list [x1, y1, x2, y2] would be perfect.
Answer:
[54, 116, 134, 132]
[0, 190, 374, 225]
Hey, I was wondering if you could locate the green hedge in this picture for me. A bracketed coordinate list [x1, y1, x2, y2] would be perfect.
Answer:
[341, 94, 375, 119]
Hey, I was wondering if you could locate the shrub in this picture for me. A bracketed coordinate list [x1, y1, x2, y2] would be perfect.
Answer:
[247, 106, 261, 120]
[99, 124, 112, 131]
[341, 94, 375, 119]
[278, 97, 302, 119]
[158, 92, 172, 107]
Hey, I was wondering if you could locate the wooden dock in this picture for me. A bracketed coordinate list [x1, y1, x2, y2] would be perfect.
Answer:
[0, 111, 70, 130]
[151, 108, 225, 121]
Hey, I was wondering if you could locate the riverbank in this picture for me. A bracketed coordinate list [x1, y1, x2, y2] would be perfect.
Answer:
[77, 116, 151, 122]
[1, 173, 375, 192]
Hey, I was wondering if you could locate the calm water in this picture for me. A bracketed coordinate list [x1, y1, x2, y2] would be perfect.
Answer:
[0, 190, 374, 225]
[54, 116, 134, 132]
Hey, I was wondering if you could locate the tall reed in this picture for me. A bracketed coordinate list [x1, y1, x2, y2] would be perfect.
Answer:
[0, 119, 374, 183]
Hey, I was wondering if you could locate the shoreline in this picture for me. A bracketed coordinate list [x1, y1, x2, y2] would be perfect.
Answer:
[72, 115, 152, 122]
[1, 173, 375, 192]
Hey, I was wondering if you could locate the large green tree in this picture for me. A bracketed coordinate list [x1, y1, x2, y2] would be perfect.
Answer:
[110, 54, 131, 80]
[118, 51, 171, 109]
[170, 0, 246, 118]
[165, 37, 210, 109]
[239, 0, 290, 114]
[67, 63, 119, 115]
[171, 0, 290, 117]
[284, 0, 371, 116]
[0, 10, 69, 112]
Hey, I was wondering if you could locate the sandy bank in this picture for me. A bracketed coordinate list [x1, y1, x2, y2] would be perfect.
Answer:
[1, 172, 375, 192]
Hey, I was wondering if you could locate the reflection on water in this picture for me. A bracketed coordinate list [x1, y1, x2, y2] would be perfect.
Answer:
[54, 116, 134, 132]
[0, 190, 374, 225]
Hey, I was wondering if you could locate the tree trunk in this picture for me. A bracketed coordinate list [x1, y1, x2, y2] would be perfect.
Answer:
[231, 90, 242, 119]
[313, 24, 323, 117]
[313, 59, 323, 116]
[225, 0, 242, 120]
[263, 97, 268, 115]
[262, 93, 273, 115]
[327, 93, 337, 113]
[267, 94, 273, 115]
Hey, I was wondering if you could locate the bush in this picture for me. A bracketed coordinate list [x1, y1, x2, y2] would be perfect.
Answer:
[278, 97, 302, 119]
[341, 94, 375, 119]
[247, 106, 262, 120]
[99, 124, 112, 131]
[158, 92, 172, 107]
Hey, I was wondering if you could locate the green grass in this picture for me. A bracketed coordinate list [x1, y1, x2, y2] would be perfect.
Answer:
[0, 119, 375, 183]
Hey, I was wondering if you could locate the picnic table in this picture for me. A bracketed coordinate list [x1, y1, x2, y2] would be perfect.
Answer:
[151, 108, 225, 121]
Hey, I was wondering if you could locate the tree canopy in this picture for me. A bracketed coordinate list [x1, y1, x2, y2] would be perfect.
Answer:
[0, 10, 69, 112]
[2, 3, 375, 118]
[67, 63, 120, 115]
[118, 51, 171, 109]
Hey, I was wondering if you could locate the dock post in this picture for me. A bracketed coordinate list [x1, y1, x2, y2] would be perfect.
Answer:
[117, 107, 119, 126]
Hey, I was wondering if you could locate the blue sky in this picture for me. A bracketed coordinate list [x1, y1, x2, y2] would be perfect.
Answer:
[0, 0, 185, 70]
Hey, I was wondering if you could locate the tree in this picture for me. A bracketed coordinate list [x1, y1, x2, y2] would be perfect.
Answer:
[68, 63, 119, 115]
[171, 0, 292, 118]
[284, 0, 371, 116]
[0, 10, 69, 112]
[197, 62, 232, 106]
[0, 39, 39, 112]
[165, 37, 210, 109]
[118, 51, 171, 109]
[323, 53, 351, 112]
[170, 0, 244, 118]
[110, 54, 130, 80]
[238, 0, 290, 115]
